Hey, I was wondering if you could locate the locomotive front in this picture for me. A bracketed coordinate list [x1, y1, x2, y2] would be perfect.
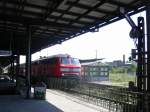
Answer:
[58, 55, 81, 80]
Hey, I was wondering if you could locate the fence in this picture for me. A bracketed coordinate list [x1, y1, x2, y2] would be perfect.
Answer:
[64, 82, 150, 112]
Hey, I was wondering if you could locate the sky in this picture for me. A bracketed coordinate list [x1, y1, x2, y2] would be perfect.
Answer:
[21, 11, 146, 63]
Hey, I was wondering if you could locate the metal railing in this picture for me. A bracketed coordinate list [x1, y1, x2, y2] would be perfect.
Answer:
[60, 81, 150, 112]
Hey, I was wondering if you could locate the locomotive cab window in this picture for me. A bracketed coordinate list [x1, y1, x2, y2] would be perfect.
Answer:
[61, 57, 69, 64]
[71, 58, 80, 64]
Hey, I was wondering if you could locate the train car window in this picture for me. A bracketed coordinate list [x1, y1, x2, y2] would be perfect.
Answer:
[93, 67, 97, 71]
[101, 67, 104, 71]
[104, 68, 108, 71]
[105, 72, 107, 76]
[71, 58, 80, 64]
[101, 72, 104, 76]
[90, 67, 93, 71]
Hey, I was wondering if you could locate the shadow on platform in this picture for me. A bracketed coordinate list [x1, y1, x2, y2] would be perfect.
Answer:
[0, 95, 63, 112]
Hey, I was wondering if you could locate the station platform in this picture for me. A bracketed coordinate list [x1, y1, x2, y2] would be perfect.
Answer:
[0, 95, 62, 112]
[0, 89, 107, 112]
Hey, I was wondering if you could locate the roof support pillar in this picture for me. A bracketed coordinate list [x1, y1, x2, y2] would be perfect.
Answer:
[10, 32, 15, 81]
[146, 5, 150, 112]
[16, 52, 20, 88]
[26, 26, 31, 99]
[146, 5, 150, 91]
[10, 53, 15, 81]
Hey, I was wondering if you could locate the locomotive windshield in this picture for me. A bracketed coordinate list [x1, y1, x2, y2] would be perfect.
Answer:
[61, 57, 69, 64]
[61, 57, 80, 65]
[71, 58, 80, 64]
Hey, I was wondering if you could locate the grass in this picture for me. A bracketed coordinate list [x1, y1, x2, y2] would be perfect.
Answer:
[109, 73, 136, 87]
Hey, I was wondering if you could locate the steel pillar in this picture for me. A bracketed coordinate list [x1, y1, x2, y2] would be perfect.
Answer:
[10, 52, 15, 81]
[16, 52, 20, 88]
[146, 5, 150, 92]
[26, 26, 31, 99]
[10, 32, 15, 81]
[146, 5, 150, 112]
[136, 17, 146, 91]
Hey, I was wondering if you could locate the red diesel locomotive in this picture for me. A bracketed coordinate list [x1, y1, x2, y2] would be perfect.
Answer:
[20, 54, 81, 88]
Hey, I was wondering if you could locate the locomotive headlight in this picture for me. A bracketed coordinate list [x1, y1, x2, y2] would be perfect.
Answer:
[60, 68, 70, 72]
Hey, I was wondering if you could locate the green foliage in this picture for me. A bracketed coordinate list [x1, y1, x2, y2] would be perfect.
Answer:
[111, 67, 126, 74]
[109, 73, 135, 82]
[109, 64, 136, 86]
[127, 64, 137, 73]
[110, 64, 137, 74]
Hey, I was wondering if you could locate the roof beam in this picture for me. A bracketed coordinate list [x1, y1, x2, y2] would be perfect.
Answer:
[47, 0, 80, 40]
[38, 0, 63, 37]
[0, 7, 89, 25]
[17, 0, 27, 16]
[34, 28, 71, 36]
[67, 1, 107, 26]
[55, 9, 101, 20]
[4, 0, 61, 10]
[0, 14, 81, 31]
[1, 0, 107, 20]
[1, 0, 111, 21]
[43, 0, 63, 19]
[66, 1, 118, 15]
[105, 0, 128, 7]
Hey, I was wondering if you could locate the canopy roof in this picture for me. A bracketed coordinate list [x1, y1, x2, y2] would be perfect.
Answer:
[0, 0, 149, 54]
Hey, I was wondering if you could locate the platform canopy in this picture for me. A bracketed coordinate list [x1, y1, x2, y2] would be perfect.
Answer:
[0, 0, 149, 54]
